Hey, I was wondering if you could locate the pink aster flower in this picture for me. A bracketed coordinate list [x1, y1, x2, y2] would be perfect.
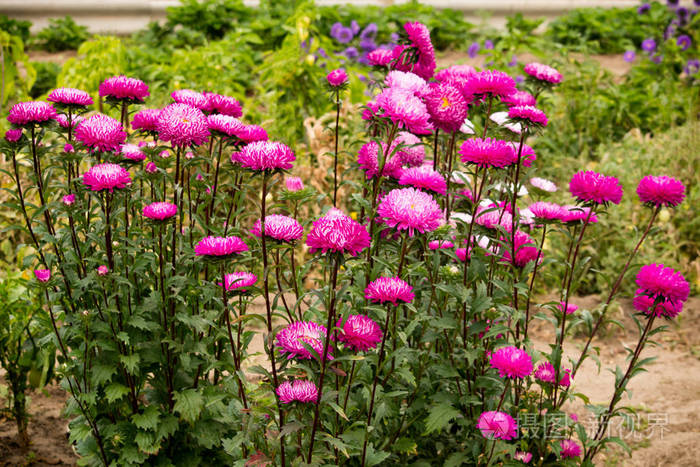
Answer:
[74, 114, 127, 152]
[502, 90, 536, 107]
[250, 214, 303, 242]
[64, 143, 74, 153]
[285, 176, 304, 192]
[635, 264, 689, 305]
[559, 301, 579, 314]
[633, 290, 684, 319]
[276, 380, 319, 404]
[218, 271, 257, 292]
[326, 68, 349, 87]
[534, 361, 556, 383]
[459, 138, 517, 168]
[145, 162, 158, 174]
[97, 265, 109, 276]
[34, 269, 51, 282]
[365, 276, 414, 305]
[524, 62, 563, 84]
[559, 440, 582, 458]
[501, 231, 540, 267]
[120, 144, 147, 162]
[376, 86, 433, 134]
[512, 143, 537, 167]
[529, 201, 564, 222]
[425, 82, 469, 133]
[306, 208, 371, 256]
[5, 129, 22, 142]
[394, 131, 425, 167]
[530, 177, 557, 192]
[490, 346, 533, 379]
[384, 70, 430, 97]
[142, 201, 177, 221]
[207, 114, 245, 137]
[377, 187, 443, 236]
[204, 92, 242, 117]
[157, 103, 210, 147]
[475, 206, 513, 232]
[569, 170, 624, 205]
[47, 87, 93, 107]
[463, 70, 517, 98]
[429, 240, 454, 250]
[399, 22, 436, 79]
[560, 205, 598, 224]
[357, 140, 403, 180]
[194, 236, 249, 257]
[83, 163, 131, 192]
[237, 124, 268, 143]
[336, 314, 382, 352]
[276, 321, 331, 361]
[232, 140, 295, 171]
[636, 175, 685, 208]
[477, 411, 518, 440]
[7, 101, 57, 126]
[99, 75, 149, 102]
[171, 89, 208, 110]
[62, 194, 76, 206]
[132, 108, 161, 132]
[398, 165, 447, 195]
[508, 105, 548, 127]
[514, 451, 533, 463]
[435, 64, 476, 84]
[367, 48, 393, 66]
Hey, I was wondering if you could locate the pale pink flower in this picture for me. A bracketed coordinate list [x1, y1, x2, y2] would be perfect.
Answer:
[377, 187, 443, 236]
[276, 321, 331, 361]
[276, 380, 319, 404]
[250, 214, 303, 242]
[477, 411, 518, 440]
[364, 276, 414, 305]
[83, 163, 131, 192]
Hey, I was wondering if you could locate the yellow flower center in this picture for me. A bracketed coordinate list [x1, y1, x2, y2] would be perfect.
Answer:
[441, 97, 451, 109]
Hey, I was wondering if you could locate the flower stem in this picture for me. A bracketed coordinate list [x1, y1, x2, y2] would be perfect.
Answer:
[333, 98, 340, 207]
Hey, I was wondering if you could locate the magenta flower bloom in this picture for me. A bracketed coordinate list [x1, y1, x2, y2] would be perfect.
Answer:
[635, 264, 690, 305]
[429, 240, 454, 250]
[394, 131, 425, 167]
[501, 231, 540, 267]
[375, 87, 433, 134]
[524, 62, 562, 84]
[336, 314, 382, 352]
[367, 48, 393, 66]
[327, 68, 349, 87]
[276, 380, 319, 404]
[5, 129, 22, 142]
[459, 138, 517, 169]
[232, 141, 295, 172]
[502, 90, 536, 107]
[47, 87, 93, 107]
[377, 187, 443, 236]
[97, 265, 109, 276]
[385, 71, 430, 97]
[474, 206, 513, 232]
[237, 124, 268, 143]
[435, 64, 476, 84]
[64, 143, 75, 153]
[276, 321, 331, 361]
[560, 205, 598, 224]
[99, 76, 149, 102]
[194, 236, 249, 257]
[34, 269, 51, 282]
[157, 103, 210, 147]
[285, 176, 304, 192]
[490, 346, 533, 379]
[365, 276, 414, 305]
[398, 166, 447, 195]
[559, 440, 582, 458]
[204, 92, 242, 117]
[83, 163, 131, 192]
[463, 70, 517, 98]
[529, 201, 564, 222]
[534, 361, 556, 384]
[633, 291, 683, 319]
[508, 105, 548, 127]
[120, 144, 147, 162]
[142, 202, 178, 221]
[514, 451, 533, 463]
[530, 177, 557, 192]
[7, 101, 57, 126]
[171, 89, 208, 110]
[62, 194, 76, 206]
[357, 140, 403, 179]
[636, 175, 685, 208]
[306, 208, 371, 256]
[145, 162, 157, 174]
[250, 214, 303, 242]
[74, 114, 127, 152]
[425, 82, 469, 133]
[477, 411, 518, 440]
[569, 171, 623, 205]
[218, 272, 257, 293]
[132, 108, 161, 132]
[390, 22, 436, 79]
[559, 301, 579, 314]
[207, 114, 245, 137]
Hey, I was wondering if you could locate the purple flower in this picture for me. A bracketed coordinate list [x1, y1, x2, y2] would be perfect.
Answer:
[332, 24, 354, 44]
[677, 35, 692, 51]
[637, 3, 650, 14]
[484, 39, 494, 50]
[343, 47, 359, 60]
[508, 55, 518, 67]
[350, 20, 360, 35]
[641, 38, 657, 52]
[360, 23, 377, 41]
[623, 50, 636, 62]
[651, 54, 663, 64]
[684, 59, 700, 75]
[360, 38, 377, 51]
[468, 42, 480, 58]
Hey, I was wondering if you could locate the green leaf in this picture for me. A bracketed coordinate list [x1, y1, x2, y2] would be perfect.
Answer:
[364, 443, 391, 467]
[104, 383, 130, 403]
[120, 354, 140, 374]
[424, 403, 461, 434]
[91, 363, 116, 386]
[132, 405, 160, 431]
[445, 451, 469, 467]
[173, 389, 204, 423]
[278, 421, 304, 439]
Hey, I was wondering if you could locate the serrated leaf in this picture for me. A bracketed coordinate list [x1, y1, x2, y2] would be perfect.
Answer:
[104, 382, 130, 403]
[132, 405, 160, 431]
[424, 404, 461, 434]
[173, 389, 204, 423]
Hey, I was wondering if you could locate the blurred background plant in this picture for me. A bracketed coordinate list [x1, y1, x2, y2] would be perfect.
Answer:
[33, 16, 89, 52]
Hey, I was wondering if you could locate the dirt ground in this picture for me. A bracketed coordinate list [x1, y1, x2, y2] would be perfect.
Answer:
[1, 295, 697, 466]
